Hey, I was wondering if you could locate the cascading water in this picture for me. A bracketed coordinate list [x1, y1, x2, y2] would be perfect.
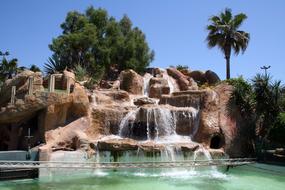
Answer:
[143, 73, 152, 96]
[119, 106, 177, 140]
[90, 68, 224, 177]
[161, 69, 178, 93]
[91, 92, 97, 107]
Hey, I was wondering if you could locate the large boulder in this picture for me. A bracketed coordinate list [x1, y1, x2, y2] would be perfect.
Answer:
[92, 90, 130, 106]
[97, 138, 138, 151]
[189, 70, 207, 84]
[149, 77, 170, 98]
[119, 69, 143, 95]
[205, 70, 220, 85]
[44, 117, 91, 151]
[62, 69, 76, 89]
[70, 83, 89, 117]
[145, 68, 162, 77]
[0, 70, 43, 107]
[133, 97, 157, 106]
[90, 105, 132, 137]
[166, 68, 198, 91]
[188, 70, 220, 85]
[167, 68, 189, 91]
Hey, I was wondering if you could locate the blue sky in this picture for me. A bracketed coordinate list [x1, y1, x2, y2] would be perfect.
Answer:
[0, 0, 284, 81]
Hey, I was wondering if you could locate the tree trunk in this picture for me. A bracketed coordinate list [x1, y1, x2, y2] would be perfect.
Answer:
[226, 56, 230, 79]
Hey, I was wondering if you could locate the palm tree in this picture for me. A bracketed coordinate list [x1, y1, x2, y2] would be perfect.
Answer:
[206, 8, 250, 79]
[0, 57, 18, 80]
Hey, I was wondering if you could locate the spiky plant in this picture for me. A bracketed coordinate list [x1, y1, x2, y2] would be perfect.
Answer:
[44, 56, 67, 74]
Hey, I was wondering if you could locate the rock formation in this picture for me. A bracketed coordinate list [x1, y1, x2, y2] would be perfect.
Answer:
[0, 67, 249, 161]
[119, 69, 143, 94]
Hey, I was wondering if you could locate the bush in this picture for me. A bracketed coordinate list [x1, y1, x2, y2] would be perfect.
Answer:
[268, 112, 285, 145]
[74, 65, 87, 81]
[176, 65, 189, 71]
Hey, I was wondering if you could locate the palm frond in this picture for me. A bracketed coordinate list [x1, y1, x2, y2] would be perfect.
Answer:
[220, 8, 232, 24]
[232, 13, 247, 29]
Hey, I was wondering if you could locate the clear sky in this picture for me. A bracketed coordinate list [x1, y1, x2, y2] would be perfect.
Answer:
[0, 0, 284, 81]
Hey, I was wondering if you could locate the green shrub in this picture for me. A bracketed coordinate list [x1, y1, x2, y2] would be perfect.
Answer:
[268, 112, 285, 145]
[74, 64, 87, 81]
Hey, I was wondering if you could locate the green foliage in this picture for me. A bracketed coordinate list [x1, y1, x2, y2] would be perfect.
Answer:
[228, 74, 285, 146]
[252, 74, 284, 137]
[74, 64, 87, 81]
[268, 113, 285, 145]
[227, 77, 255, 118]
[0, 57, 18, 81]
[47, 6, 154, 81]
[206, 8, 250, 79]
[29, 64, 41, 72]
[44, 55, 66, 74]
[176, 65, 189, 71]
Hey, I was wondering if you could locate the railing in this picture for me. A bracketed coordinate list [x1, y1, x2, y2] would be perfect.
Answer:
[0, 158, 256, 170]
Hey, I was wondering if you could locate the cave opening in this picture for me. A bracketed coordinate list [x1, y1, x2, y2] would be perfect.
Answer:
[0, 113, 41, 151]
[210, 135, 223, 149]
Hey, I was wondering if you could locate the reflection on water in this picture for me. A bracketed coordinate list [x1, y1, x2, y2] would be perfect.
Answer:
[0, 164, 284, 190]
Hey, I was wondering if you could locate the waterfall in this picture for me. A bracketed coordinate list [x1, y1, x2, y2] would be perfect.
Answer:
[190, 108, 200, 139]
[161, 69, 178, 93]
[143, 73, 152, 96]
[194, 147, 218, 172]
[119, 107, 177, 140]
[91, 92, 97, 107]
[118, 108, 140, 137]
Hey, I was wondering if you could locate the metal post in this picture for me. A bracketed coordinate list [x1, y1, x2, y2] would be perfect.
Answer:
[260, 65, 271, 75]
[10, 86, 16, 104]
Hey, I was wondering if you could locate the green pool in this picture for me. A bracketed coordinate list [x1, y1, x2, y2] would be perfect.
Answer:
[0, 164, 284, 190]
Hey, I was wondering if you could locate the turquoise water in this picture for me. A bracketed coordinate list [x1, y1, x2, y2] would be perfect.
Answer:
[0, 164, 284, 190]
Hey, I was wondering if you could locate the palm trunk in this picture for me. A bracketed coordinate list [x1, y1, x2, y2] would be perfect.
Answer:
[226, 56, 230, 79]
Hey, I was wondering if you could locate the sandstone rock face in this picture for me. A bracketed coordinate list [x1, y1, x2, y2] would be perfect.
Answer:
[188, 78, 199, 90]
[0, 70, 43, 107]
[189, 70, 207, 84]
[133, 97, 157, 106]
[70, 83, 89, 117]
[205, 70, 220, 85]
[39, 117, 96, 159]
[0, 80, 89, 150]
[166, 68, 198, 91]
[62, 69, 76, 89]
[167, 68, 190, 91]
[90, 105, 132, 137]
[189, 70, 220, 85]
[93, 90, 130, 106]
[193, 83, 253, 157]
[44, 117, 91, 151]
[119, 69, 143, 94]
[159, 90, 205, 108]
[145, 68, 162, 77]
[97, 138, 138, 151]
[149, 77, 170, 98]
[96, 137, 200, 154]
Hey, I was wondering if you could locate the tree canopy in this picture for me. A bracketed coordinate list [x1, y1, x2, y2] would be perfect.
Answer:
[46, 6, 154, 81]
[206, 8, 250, 79]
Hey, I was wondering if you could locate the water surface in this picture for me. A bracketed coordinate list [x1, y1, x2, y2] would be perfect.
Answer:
[0, 164, 284, 190]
